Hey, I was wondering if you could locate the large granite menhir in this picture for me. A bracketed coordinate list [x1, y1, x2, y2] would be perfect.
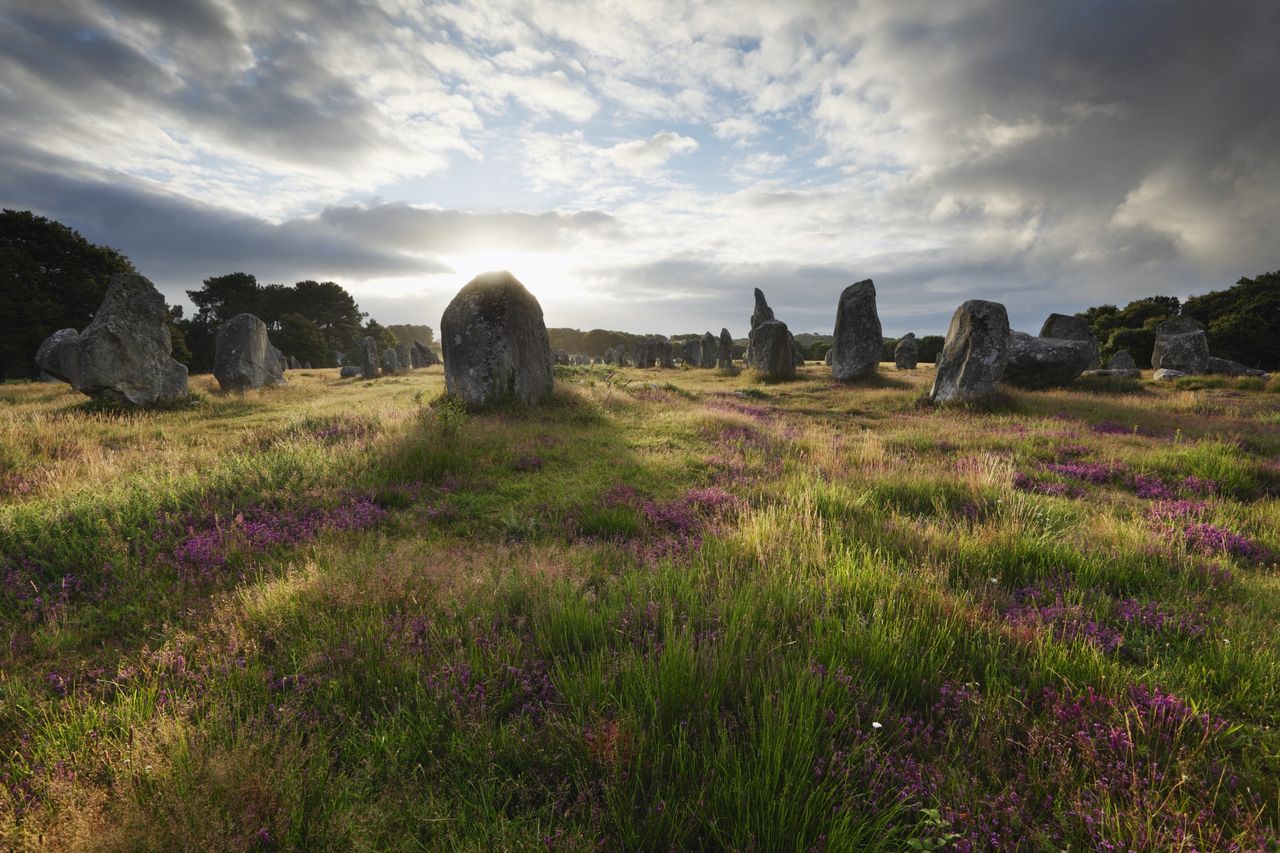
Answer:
[1002, 331, 1094, 389]
[752, 320, 796, 380]
[36, 273, 188, 407]
[831, 279, 881, 380]
[213, 313, 286, 392]
[894, 333, 919, 369]
[360, 336, 379, 379]
[441, 271, 554, 407]
[930, 300, 1010, 404]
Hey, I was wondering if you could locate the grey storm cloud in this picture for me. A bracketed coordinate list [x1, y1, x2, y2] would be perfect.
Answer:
[317, 204, 618, 254]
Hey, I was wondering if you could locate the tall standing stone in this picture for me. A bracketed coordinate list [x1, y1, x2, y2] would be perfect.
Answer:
[360, 336, 379, 379]
[717, 328, 734, 368]
[659, 339, 675, 368]
[35, 273, 188, 407]
[745, 288, 776, 366]
[751, 320, 797, 380]
[441, 271, 554, 407]
[382, 347, 400, 375]
[929, 300, 1010, 404]
[700, 332, 718, 368]
[894, 333, 919, 369]
[213, 313, 286, 392]
[1151, 316, 1210, 375]
[831, 279, 882, 380]
[396, 342, 411, 373]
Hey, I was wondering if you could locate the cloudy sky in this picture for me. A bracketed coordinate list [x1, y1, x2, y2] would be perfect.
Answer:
[2, 0, 1277, 337]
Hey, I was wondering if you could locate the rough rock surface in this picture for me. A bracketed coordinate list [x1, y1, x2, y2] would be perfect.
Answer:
[717, 328, 734, 368]
[35, 273, 188, 406]
[700, 332, 718, 368]
[1153, 368, 1188, 381]
[831, 279, 882, 380]
[441, 271, 554, 407]
[1040, 313, 1100, 365]
[414, 341, 439, 367]
[382, 347, 399, 375]
[1151, 316, 1210, 374]
[1206, 356, 1269, 377]
[660, 339, 675, 368]
[360, 336, 379, 379]
[894, 333, 919, 369]
[1002, 331, 1094, 389]
[751, 320, 797, 380]
[824, 349, 832, 366]
[1082, 368, 1141, 379]
[396, 342, 411, 373]
[213, 313, 286, 392]
[339, 365, 362, 378]
[929, 300, 1010, 404]
[1106, 350, 1137, 370]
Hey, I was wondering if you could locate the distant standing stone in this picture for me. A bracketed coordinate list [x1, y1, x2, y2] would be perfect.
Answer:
[414, 341, 439, 366]
[396, 342, 411, 373]
[382, 347, 400, 375]
[701, 332, 718, 368]
[929, 300, 1010, 404]
[441, 270, 554, 407]
[35, 273, 188, 407]
[717, 328, 734, 368]
[339, 365, 362, 378]
[360, 336, 379, 379]
[745, 288, 776, 366]
[1151, 316, 1209, 375]
[1040, 313, 1100, 366]
[213, 313, 287, 392]
[751, 320, 797, 380]
[1106, 350, 1137, 370]
[894, 333, 919, 370]
[831, 279, 882, 380]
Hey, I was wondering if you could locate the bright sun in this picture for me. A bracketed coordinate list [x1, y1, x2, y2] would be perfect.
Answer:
[440, 250, 581, 302]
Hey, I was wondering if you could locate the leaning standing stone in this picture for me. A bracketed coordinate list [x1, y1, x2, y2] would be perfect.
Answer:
[441, 271, 554, 407]
[35, 273, 188, 406]
[831, 279, 882, 380]
[214, 313, 286, 392]
[930, 300, 1010, 404]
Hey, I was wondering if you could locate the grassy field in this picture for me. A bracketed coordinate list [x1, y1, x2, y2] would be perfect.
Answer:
[2, 365, 1279, 851]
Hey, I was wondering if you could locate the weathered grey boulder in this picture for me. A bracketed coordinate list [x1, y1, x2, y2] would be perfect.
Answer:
[751, 320, 796, 380]
[1106, 350, 1137, 370]
[1002, 331, 1094, 389]
[35, 273, 188, 406]
[831, 279, 882, 380]
[1206, 356, 1269, 378]
[930, 300, 1010, 404]
[213, 313, 286, 392]
[717, 328, 734, 368]
[340, 365, 362, 378]
[1082, 368, 1141, 379]
[360, 336, 378, 379]
[700, 332, 718, 368]
[1040, 313, 1100, 366]
[413, 341, 439, 367]
[1151, 316, 1209, 374]
[381, 347, 399, 375]
[1153, 368, 1188, 381]
[396, 342, 411, 373]
[287, 355, 302, 370]
[441, 271, 554, 407]
[894, 333, 919, 369]
[745, 288, 776, 366]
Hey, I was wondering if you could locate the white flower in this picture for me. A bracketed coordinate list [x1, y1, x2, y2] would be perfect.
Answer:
[872, 721, 883, 729]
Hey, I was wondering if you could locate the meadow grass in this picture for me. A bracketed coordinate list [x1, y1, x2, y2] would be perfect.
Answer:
[2, 364, 1278, 850]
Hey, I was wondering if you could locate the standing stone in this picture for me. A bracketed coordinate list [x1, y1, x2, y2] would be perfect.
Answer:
[745, 288, 776, 366]
[339, 365, 362, 378]
[1107, 350, 1137, 370]
[1151, 316, 1210, 375]
[396, 342, 411, 373]
[213, 313, 286, 392]
[409, 345, 423, 368]
[682, 338, 700, 367]
[717, 328, 734, 368]
[824, 348, 833, 366]
[414, 341, 439, 366]
[894, 333, 919, 369]
[382, 347, 399, 375]
[660, 339, 675, 368]
[441, 271, 554, 407]
[751, 320, 797, 380]
[1040, 313, 1100, 366]
[792, 337, 806, 367]
[287, 355, 302, 370]
[35, 273, 188, 407]
[360, 336, 379, 379]
[1002, 331, 1094, 389]
[831, 279, 882, 380]
[929, 300, 1010, 404]
[700, 332, 718, 368]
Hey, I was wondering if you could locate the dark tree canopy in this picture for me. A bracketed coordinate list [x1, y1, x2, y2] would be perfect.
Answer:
[1182, 272, 1279, 369]
[0, 209, 137, 379]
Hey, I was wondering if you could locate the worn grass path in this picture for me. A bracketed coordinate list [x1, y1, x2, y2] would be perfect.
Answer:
[2, 365, 1279, 850]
